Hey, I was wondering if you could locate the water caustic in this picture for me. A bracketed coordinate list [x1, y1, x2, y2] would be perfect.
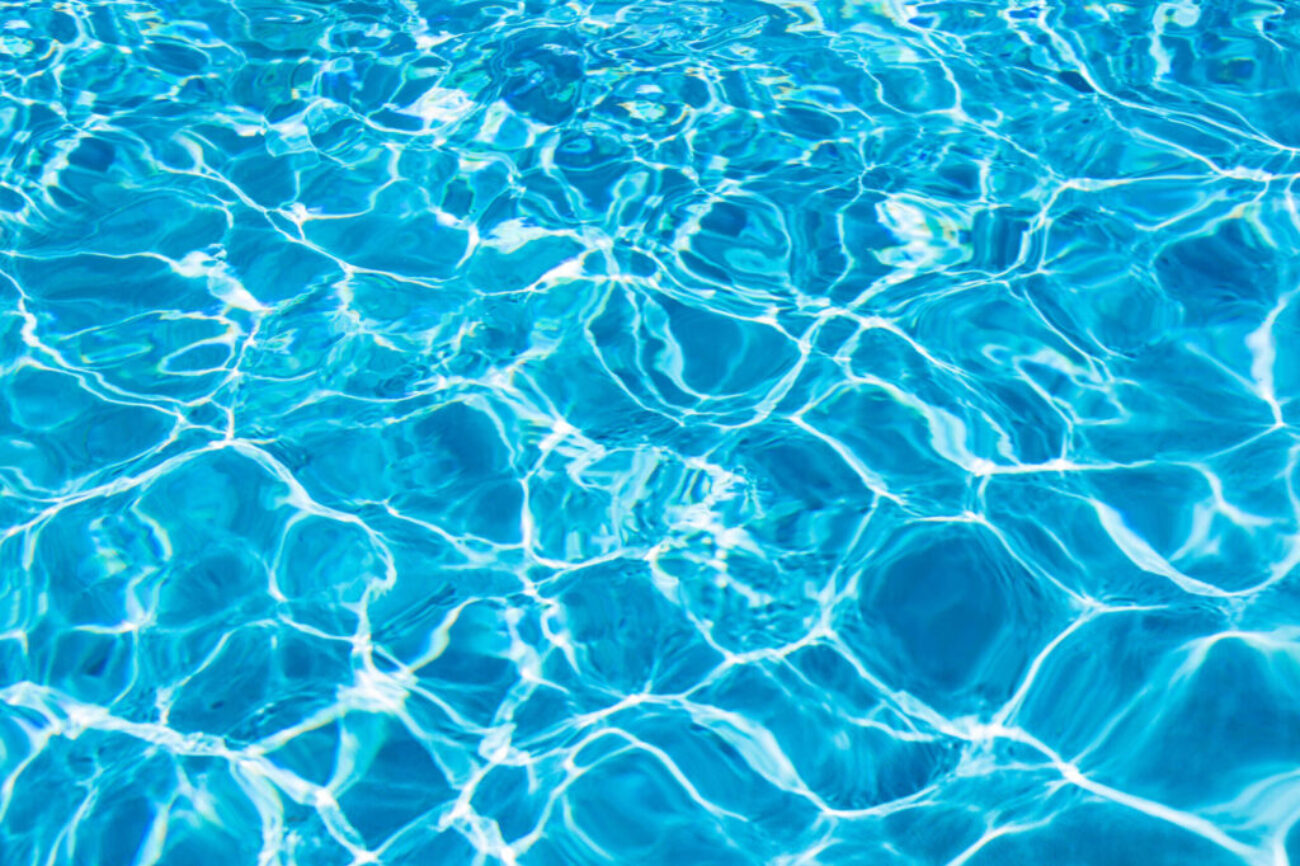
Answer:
[2, 0, 1300, 863]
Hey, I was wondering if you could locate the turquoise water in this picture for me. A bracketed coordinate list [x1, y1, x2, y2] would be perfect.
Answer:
[4, 0, 1300, 863]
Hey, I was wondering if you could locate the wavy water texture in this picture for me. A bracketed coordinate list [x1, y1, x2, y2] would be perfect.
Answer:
[3, 0, 1300, 864]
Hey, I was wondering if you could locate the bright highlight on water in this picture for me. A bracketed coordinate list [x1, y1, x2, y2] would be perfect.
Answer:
[3, 1, 1300, 864]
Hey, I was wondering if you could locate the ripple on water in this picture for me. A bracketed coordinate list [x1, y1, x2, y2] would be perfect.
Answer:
[4, 1, 1300, 864]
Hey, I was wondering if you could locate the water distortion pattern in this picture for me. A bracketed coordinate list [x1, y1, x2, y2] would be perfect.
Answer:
[3, 1, 1300, 864]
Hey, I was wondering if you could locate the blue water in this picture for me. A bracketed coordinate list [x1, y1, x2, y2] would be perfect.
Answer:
[3, 0, 1300, 863]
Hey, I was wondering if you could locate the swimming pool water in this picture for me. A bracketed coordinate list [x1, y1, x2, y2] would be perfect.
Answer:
[4, 0, 1300, 863]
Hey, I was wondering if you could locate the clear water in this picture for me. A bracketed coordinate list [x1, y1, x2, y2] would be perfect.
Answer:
[3, 0, 1300, 863]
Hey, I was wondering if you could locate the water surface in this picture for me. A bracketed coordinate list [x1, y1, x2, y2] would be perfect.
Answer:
[3, 1, 1300, 864]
